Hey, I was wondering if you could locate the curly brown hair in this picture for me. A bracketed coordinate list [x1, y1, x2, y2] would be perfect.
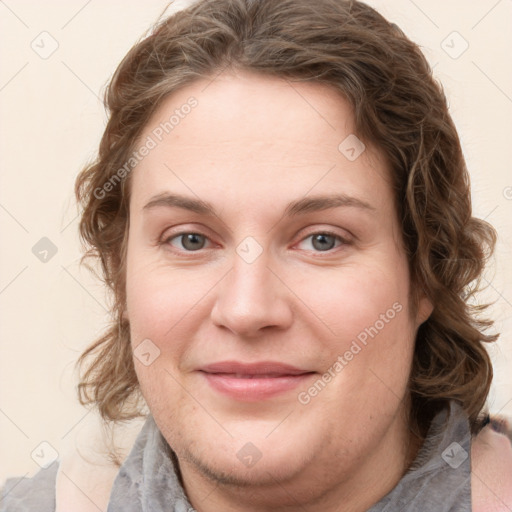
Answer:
[75, 0, 498, 437]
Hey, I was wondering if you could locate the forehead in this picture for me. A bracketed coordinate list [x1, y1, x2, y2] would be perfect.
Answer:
[130, 70, 392, 213]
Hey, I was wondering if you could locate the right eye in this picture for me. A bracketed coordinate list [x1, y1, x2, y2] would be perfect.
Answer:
[164, 232, 211, 252]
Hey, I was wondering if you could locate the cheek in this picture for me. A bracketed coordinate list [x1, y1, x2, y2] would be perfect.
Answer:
[296, 267, 415, 419]
[125, 252, 219, 359]
[125, 261, 201, 416]
[299, 257, 415, 396]
[300, 261, 411, 342]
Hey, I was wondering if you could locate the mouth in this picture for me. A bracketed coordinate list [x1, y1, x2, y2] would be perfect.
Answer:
[198, 361, 316, 401]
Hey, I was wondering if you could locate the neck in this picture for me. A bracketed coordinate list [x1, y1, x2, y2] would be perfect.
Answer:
[178, 409, 423, 512]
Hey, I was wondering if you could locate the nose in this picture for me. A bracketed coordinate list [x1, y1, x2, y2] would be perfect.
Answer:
[210, 250, 294, 338]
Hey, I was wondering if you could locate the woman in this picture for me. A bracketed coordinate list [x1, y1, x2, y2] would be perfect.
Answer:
[2, 0, 511, 510]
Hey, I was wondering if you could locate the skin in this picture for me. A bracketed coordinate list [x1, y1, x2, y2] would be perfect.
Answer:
[125, 69, 433, 512]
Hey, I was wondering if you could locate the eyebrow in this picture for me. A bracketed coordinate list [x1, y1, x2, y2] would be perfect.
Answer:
[142, 192, 376, 217]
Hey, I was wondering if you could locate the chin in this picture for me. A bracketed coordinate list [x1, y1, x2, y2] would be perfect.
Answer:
[158, 413, 318, 487]
[180, 441, 306, 488]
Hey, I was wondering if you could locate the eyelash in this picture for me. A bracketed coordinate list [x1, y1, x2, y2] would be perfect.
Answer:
[160, 229, 350, 255]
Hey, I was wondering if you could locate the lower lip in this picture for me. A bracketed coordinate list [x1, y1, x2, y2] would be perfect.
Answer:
[201, 372, 315, 401]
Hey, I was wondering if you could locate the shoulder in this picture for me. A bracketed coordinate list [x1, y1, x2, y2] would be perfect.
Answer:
[1, 462, 58, 512]
[55, 414, 145, 511]
[471, 422, 512, 511]
[1, 414, 145, 512]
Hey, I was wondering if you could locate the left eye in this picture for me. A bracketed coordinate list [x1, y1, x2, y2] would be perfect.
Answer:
[298, 233, 343, 252]
[167, 233, 209, 251]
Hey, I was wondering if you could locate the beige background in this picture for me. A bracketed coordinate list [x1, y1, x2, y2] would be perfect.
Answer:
[1, 0, 511, 483]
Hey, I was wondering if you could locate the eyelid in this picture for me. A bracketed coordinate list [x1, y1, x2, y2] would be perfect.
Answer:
[160, 222, 213, 242]
[295, 225, 353, 244]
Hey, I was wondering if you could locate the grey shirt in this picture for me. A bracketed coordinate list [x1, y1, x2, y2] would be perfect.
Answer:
[0, 400, 471, 511]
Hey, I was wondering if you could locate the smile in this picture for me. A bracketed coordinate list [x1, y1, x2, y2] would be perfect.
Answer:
[198, 361, 316, 401]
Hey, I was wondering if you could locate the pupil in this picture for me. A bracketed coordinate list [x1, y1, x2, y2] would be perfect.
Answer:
[183, 233, 204, 250]
[312, 234, 334, 251]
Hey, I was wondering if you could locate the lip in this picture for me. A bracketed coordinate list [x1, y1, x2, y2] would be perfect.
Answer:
[198, 361, 316, 401]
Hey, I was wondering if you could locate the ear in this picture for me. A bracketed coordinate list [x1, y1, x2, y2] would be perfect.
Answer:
[415, 290, 433, 327]
[121, 304, 129, 321]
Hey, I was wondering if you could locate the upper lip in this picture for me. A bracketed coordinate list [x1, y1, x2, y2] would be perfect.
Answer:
[199, 361, 313, 376]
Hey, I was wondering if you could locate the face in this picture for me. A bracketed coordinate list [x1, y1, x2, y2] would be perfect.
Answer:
[125, 70, 432, 496]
